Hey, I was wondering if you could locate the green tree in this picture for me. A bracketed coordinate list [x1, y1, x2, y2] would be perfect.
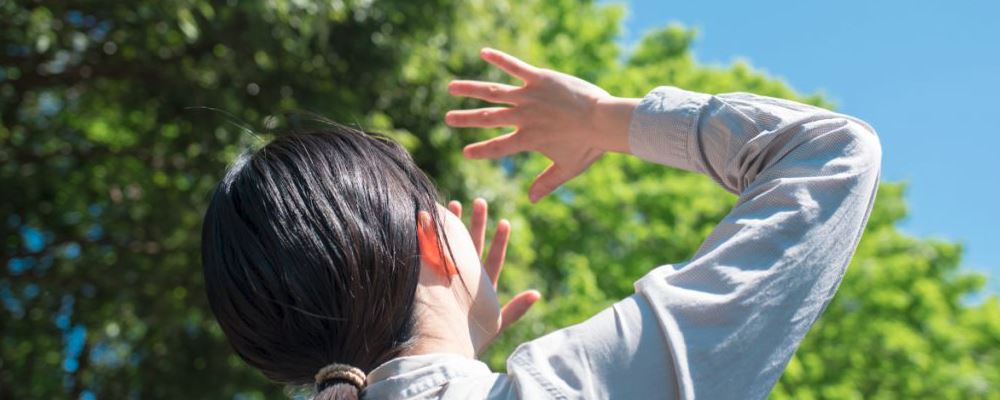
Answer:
[2, 1, 997, 399]
[773, 184, 1000, 399]
[1, 1, 456, 398]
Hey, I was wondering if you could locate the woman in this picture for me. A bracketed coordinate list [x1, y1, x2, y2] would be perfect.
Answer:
[201, 48, 881, 399]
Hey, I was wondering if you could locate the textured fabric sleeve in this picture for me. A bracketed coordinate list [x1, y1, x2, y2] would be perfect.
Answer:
[629, 86, 882, 399]
[504, 294, 681, 399]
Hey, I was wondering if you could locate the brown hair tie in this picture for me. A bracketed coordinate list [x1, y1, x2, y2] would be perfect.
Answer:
[315, 363, 367, 391]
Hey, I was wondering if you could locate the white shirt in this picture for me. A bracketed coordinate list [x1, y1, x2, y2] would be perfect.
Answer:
[363, 86, 882, 399]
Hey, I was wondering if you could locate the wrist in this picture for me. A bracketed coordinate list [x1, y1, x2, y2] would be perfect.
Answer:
[591, 96, 640, 154]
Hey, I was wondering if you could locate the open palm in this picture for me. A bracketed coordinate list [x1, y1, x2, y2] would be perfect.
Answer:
[446, 198, 540, 349]
[446, 48, 616, 202]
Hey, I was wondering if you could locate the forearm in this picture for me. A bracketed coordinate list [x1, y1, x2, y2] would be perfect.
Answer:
[624, 86, 880, 191]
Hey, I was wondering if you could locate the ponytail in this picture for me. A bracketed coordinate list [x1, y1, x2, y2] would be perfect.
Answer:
[314, 383, 360, 400]
[313, 363, 366, 400]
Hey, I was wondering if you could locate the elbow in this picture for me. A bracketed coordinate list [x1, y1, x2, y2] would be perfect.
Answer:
[838, 118, 882, 177]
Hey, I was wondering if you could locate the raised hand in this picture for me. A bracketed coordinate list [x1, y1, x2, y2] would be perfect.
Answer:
[446, 199, 540, 337]
[446, 48, 635, 202]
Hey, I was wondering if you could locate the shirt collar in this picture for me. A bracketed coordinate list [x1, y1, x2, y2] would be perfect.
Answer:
[365, 353, 493, 398]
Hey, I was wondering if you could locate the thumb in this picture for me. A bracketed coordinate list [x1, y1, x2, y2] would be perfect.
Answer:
[529, 164, 578, 203]
[499, 290, 541, 333]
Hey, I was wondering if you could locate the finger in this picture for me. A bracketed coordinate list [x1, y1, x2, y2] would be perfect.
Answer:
[471, 198, 488, 257]
[448, 80, 521, 105]
[447, 200, 462, 218]
[484, 219, 510, 288]
[463, 131, 529, 160]
[529, 163, 579, 203]
[499, 290, 541, 333]
[445, 107, 519, 128]
[480, 48, 540, 82]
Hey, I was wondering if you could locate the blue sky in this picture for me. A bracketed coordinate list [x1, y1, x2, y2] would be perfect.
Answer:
[616, 0, 1000, 293]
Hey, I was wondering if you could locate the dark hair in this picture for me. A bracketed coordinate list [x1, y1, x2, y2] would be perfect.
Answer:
[201, 125, 444, 400]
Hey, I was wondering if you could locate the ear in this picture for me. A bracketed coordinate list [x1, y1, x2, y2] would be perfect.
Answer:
[417, 211, 459, 277]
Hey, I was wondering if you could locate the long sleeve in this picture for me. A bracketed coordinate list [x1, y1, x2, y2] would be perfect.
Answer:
[499, 86, 881, 400]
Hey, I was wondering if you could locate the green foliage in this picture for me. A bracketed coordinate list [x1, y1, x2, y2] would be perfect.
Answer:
[773, 184, 1000, 399]
[1, 1, 997, 399]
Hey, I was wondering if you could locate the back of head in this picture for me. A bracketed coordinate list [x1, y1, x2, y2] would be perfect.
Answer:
[201, 125, 440, 399]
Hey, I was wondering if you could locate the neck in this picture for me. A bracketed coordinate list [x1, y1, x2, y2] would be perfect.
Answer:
[407, 285, 477, 358]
